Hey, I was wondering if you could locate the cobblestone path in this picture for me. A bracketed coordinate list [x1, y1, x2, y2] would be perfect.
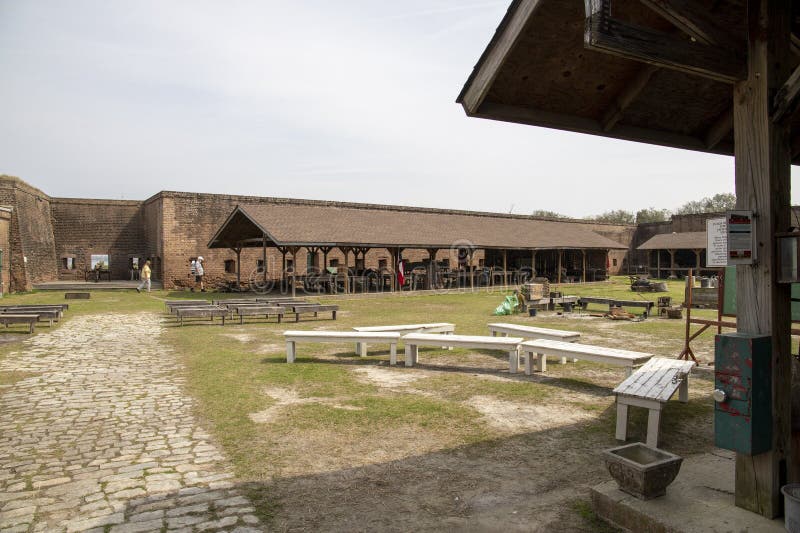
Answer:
[0, 313, 262, 533]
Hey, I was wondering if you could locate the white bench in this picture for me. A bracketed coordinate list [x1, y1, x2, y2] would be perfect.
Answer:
[402, 333, 524, 372]
[488, 322, 581, 365]
[353, 323, 455, 356]
[518, 339, 652, 375]
[613, 357, 695, 447]
[284, 331, 401, 364]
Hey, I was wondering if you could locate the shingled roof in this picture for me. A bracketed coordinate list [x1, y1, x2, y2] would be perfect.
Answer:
[208, 203, 627, 250]
[637, 231, 707, 250]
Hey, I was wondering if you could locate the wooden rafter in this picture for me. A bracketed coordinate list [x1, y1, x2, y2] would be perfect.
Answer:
[773, 62, 800, 123]
[639, 0, 742, 50]
[704, 108, 733, 149]
[601, 65, 659, 131]
[584, 1, 745, 84]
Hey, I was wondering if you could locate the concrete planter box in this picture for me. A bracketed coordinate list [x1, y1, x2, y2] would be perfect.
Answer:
[603, 443, 683, 500]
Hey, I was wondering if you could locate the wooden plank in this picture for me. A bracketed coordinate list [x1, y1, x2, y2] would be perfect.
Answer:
[459, 0, 543, 114]
[601, 65, 659, 131]
[704, 108, 733, 149]
[640, 0, 743, 49]
[732, 0, 793, 517]
[487, 323, 580, 341]
[585, 13, 744, 84]
[772, 61, 800, 123]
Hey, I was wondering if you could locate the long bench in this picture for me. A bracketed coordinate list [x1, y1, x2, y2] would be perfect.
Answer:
[0, 308, 61, 326]
[280, 304, 338, 322]
[519, 339, 652, 375]
[174, 306, 228, 326]
[578, 297, 655, 314]
[353, 323, 455, 356]
[0, 305, 65, 318]
[488, 322, 581, 367]
[230, 305, 285, 324]
[165, 300, 212, 312]
[402, 333, 524, 371]
[613, 358, 695, 447]
[284, 331, 401, 363]
[0, 314, 38, 333]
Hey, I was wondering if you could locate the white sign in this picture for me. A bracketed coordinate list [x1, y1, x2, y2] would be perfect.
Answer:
[706, 218, 728, 267]
[727, 210, 756, 265]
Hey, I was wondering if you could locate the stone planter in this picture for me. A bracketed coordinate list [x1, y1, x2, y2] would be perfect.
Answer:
[603, 442, 683, 500]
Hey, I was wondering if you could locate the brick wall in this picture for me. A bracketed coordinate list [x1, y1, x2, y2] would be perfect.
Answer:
[50, 198, 146, 280]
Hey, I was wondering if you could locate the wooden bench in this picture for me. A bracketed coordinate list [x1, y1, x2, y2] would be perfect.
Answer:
[578, 297, 655, 314]
[488, 322, 581, 367]
[284, 331, 401, 363]
[165, 300, 212, 312]
[282, 304, 338, 322]
[353, 323, 455, 356]
[519, 339, 652, 375]
[231, 305, 285, 324]
[65, 292, 90, 299]
[174, 306, 228, 326]
[0, 314, 38, 333]
[0, 308, 61, 326]
[613, 358, 695, 447]
[402, 333, 524, 371]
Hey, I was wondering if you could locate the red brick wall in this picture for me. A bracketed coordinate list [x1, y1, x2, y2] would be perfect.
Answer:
[50, 198, 146, 281]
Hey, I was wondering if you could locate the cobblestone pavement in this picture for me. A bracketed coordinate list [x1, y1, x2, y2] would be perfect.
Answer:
[0, 313, 263, 533]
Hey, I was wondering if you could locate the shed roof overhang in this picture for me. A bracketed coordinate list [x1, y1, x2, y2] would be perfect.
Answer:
[637, 231, 708, 250]
[457, 0, 800, 164]
[207, 207, 280, 249]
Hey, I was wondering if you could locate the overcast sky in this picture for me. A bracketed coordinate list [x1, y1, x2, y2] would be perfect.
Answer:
[0, 1, 796, 218]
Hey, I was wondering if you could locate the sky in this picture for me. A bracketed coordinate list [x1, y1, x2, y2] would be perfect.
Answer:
[0, 1, 796, 218]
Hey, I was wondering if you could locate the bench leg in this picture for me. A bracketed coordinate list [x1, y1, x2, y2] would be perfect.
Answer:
[405, 344, 418, 367]
[332, 311, 337, 320]
[492, 331, 497, 337]
[278, 314, 282, 323]
[560, 356, 567, 365]
[357, 342, 367, 357]
[615, 401, 629, 442]
[286, 341, 296, 363]
[646, 407, 662, 448]
[625, 366, 633, 377]
[390, 343, 397, 366]
[509, 349, 519, 374]
[537, 352, 546, 372]
[523, 351, 532, 375]
[679, 376, 689, 403]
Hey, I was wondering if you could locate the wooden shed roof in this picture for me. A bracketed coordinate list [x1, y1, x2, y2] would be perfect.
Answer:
[207, 203, 627, 250]
[457, 0, 800, 164]
[637, 231, 707, 250]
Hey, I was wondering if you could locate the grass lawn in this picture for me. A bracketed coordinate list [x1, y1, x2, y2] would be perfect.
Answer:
[0, 278, 717, 531]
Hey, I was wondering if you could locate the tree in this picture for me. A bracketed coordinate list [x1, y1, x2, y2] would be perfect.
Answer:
[531, 209, 568, 219]
[635, 207, 671, 224]
[675, 193, 736, 214]
[590, 209, 636, 224]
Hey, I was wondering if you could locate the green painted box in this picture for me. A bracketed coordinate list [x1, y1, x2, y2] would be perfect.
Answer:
[714, 333, 772, 455]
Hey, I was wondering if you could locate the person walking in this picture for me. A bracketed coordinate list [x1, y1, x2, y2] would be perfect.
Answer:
[195, 256, 205, 292]
[136, 260, 152, 293]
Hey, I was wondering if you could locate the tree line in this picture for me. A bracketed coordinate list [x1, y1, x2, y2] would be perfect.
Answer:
[531, 193, 736, 224]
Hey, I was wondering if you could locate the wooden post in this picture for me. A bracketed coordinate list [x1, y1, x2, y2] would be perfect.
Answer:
[694, 249, 702, 273]
[557, 250, 562, 284]
[233, 247, 242, 289]
[668, 249, 676, 278]
[469, 249, 474, 291]
[581, 249, 587, 283]
[340, 247, 351, 294]
[732, 0, 792, 517]
[427, 248, 438, 290]
[262, 235, 267, 283]
[503, 249, 508, 287]
[657, 250, 661, 278]
[531, 250, 537, 277]
[647, 250, 652, 278]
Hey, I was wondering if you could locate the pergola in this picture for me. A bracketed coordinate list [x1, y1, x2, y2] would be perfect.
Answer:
[457, 0, 797, 517]
[637, 231, 709, 278]
[207, 203, 626, 292]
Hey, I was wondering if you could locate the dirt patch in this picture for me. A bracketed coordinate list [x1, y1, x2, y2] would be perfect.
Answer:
[256, 343, 283, 354]
[222, 333, 256, 343]
[466, 395, 595, 434]
[351, 366, 428, 388]
[248, 387, 362, 424]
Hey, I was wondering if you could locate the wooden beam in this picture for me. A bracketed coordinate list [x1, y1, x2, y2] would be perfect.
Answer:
[733, 0, 793, 517]
[584, 7, 745, 84]
[772, 62, 800, 123]
[458, 0, 544, 114]
[601, 65, 659, 131]
[639, 0, 743, 50]
[704, 108, 733, 149]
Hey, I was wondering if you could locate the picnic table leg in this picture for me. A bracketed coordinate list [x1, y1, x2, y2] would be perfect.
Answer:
[625, 366, 633, 377]
[524, 350, 532, 375]
[405, 344, 418, 367]
[646, 406, 662, 448]
[286, 341, 296, 363]
[509, 349, 519, 374]
[332, 310, 337, 320]
[277, 313, 282, 323]
[679, 375, 689, 403]
[615, 401, 629, 442]
[560, 356, 567, 365]
[358, 342, 367, 357]
[536, 353, 546, 372]
[390, 343, 397, 365]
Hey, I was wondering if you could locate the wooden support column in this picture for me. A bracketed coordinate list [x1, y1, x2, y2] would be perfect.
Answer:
[426, 248, 438, 290]
[581, 250, 587, 283]
[232, 246, 242, 288]
[340, 247, 351, 294]
[262, 235, 267, 283]
[657, 250, 662, 278]
[503, 249, 508, 287]
[732, 0, 792, 517]
[694, 248, 702, 272]
[469, 249, 475, 291]
[531, 250, 537, 277]
[288, 246, 300, 298]
[557, 250, 562, 284]
[277, 246, 288, 291]
[668, 249, 676, 278]
[647, 250, 653, 278]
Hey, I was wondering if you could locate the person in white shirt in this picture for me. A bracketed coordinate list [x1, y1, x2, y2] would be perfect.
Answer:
[195, 256, 205, 292]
